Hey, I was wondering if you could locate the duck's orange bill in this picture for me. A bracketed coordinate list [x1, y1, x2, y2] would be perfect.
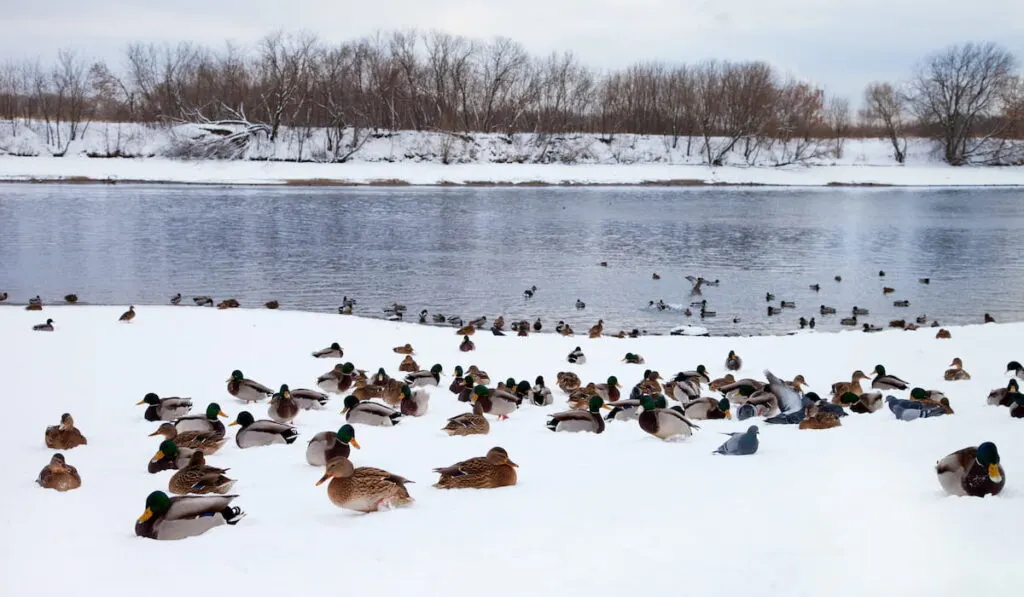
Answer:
[137, 508, 153, 524]
[349, 438, 362, 449]
[316, 474, 331, 486]
[989, 464, 1002, 482]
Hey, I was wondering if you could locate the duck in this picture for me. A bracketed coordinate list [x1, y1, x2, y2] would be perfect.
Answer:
[530, 376, 554, 406]
[172, 402, 228, 435]
[147, 440, 196, 473]
[342, 396, 402, 427]
[433, 447, 518, 489]
[392, 343, 414, 355]
[780, 301, 796, 309]
[455, 376, 476, 402]
[894, 300, 910, 307]
[533, 318, 542, 331]
[306, 424, 361, 466]
[557, 371, 582, 392]
[317, 363, 357, 394]
[831, 371, 870, 398]
[60, 293, 77, 304]
[1006, 361, 1024, 381]
[623, 353, 645, 365]
[798, 404, 842, 430]
[473, 385, 519, 420]
[492, 316, 505, 331]
[936, 328, 952, 339]
[883, 287, 894, 294]
[398, 355, 419, 373]
[400, 385, 429, 417]
[193, 296, 214, 306]
[32, 318, 55, 331]
[567, 346, 587, 365]
[137, 393, 193, 422]
[680, 397, 732, 420]
[0, 292, 7, 301]
[459, 335, 475, 352]
[767, 306, 782, 316]
[44, 413, 87, 450]
[567, 384, 599, 409]
[909, 388, 949, 403]
[264, 300, 279, 309]
[820, 305, 836, 315]
[168, 451, 235, 495]
[588, 320, 604, 338]
[524, 285, 537, 299]
[765, 292, 775, 302]
[149, 422, 227, 454]
[217, 299, 240, 309]
[863, 323, 882, 333]
[135, 491, 245, 540]
[604, 397, 644, 421]
[637, 396, 700, 440]
[936, 442, 1004, 497]
[312, 343, 344, 358]
[725, 350, 742, 371]
[575, 299, 586, 310]
[889, 319, 906, 328]
[871, 365, 909, 390]
[852, 306, 869, 316]
[442, 398, 490, 436]
[36, 453, 81, 491]
[118, 305, 136, 322]
[809, 284, 820, 292]
[466, 365, 491, 385]
[226, 370, 274, 403]
[919, 278, 930, 284]
[735, 387, 781, 419]
[316, 457, 414, 513]
[988, 380, 1020, 407]
[984, 313, 996, 324]
[287, 388, 329, 410]
[546, 396, 609, 433]
[943, 358, 971, 381]
[594, 376, 621, 402]
[268, 385, 300, 424]
[834, 391, 884, 414]
[229, 411, 298, 448]
[405, 364, 443, 387]
[558, 322, 575, 336]
[449, 370, 469, 395]
[709, 374, 735, 393]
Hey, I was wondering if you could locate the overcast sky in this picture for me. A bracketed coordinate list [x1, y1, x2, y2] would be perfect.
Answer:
[3, 0, 1022, 101]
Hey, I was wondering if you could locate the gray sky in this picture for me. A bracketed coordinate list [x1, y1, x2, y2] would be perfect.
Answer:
[3, 0, 1022, 101]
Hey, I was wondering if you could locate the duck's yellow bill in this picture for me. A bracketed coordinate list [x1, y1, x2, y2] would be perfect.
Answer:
[218, 410, 228, 418]
[989, 464, 1002, 483]
[137, 508, 154, 524]
[135, 400, 146, 405]
[349, 438, 361, 449]
[228, 421, 239, 427]
[601, 404, 612, 410]
[725, 411, 733, 419]
[341, 408, 350, 414]
[151, 451, 164, 463]
[283, 392, 291, 399]
[315, 474, 331, 486]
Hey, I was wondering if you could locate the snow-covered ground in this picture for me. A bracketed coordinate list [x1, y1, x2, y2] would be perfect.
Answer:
[3, 305, 1021, 596]
[1, 121, 1023, 186]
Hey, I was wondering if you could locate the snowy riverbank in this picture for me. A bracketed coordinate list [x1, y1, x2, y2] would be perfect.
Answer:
[4, 305, 1023, 596]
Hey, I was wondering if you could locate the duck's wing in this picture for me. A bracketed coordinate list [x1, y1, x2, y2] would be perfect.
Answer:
[765, 370, 803, 414]
[165, 495, 238, 520]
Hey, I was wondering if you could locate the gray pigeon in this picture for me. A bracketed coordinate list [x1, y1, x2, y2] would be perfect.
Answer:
[765, 370, 803, 414]
[713, 425, 759, 455]
[886, 396, 946, 421]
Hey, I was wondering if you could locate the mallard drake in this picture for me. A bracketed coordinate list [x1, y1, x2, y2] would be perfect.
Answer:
[442, 399, 490, 436]
[1006, 361, 1024, 381]
[172, 402, 228, 435]
[466, 366, 490, 386]
[988, 380, 1020, 406]
[45, 413, 87, 450]
[316, 457, 414, 513]
[567, 346, 586, 365]
[149, 422, 227, 454]
[400, 385, 429, 416]
[268, 385, 300, 424]
[820, 305, 836, 315]
[317, 363, 356, 394]
[835, 391, 884, 414]
[433, 447, 518, 489]
[312, 343, 344, 358]
[637, 396, 700, 440]
[459, 336, 475, 352]
[168, 451, 235, 495]
[894, 300, 910, 307]
[943, 358, 971, 381]
[588, 320, 604, 338]
[530, 376, 554, 406]
[718, 377, 765, 398]
[710, 374, 736, 393]
[135, 491, 245, 540]
[398, 355, 420, 373]
[406, 364, 443, 387]
[229, 411, 298, 448]
[118, 305, 136, 322]
[871, 365, 908, 390]
[557, 371, 581, 392]
[285, 388, 328, 410]
[623, 353, 645, 365]
[546, 396, 609, 433]
[0, 292, 7, 301]
[306, 424, 361, 466]
[936, 442, 1004, 497]
[227, 370, 274, 403]
[681, 397, 732, 420]
[148, 440, 195, 473]
[137, 393, 193, 422]
[264, 300, 280, 309]
[840, 315, 857, 326]
[193, 296, 213, 306]
[32, 318, 55, 331]
[831, 371, 870, 398]
[393, 343, 415, 355]
[342, 396, 402, 427]
[36, 453, 81, 491]
[852, 306, 869, 316]
[725, 351, 742, 371]
[474, 385, 519, 420]
[594, 376, 621, 402]
[1009, 394, 1024, 418]
[449, 372, 468, 396]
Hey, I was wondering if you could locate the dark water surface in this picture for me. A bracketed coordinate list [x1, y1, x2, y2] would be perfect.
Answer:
[1, 184, 1022, 335]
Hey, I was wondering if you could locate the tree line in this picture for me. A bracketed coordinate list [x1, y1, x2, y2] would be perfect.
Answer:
[0, 31, 1021, 164]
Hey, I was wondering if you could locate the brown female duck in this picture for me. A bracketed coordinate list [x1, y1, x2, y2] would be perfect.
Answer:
[433, 447, 518, 489]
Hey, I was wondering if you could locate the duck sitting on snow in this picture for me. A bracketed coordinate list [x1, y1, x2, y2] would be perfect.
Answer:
[37, 453, 81, 491]
[467, 366, 491, 385]
[936, 442, 1004, 497]
[306, 424, 361, 466]
[835, 391, 884, 414]
[342, 396, 402, 427]
[725, 350, 742, 371]
[442, 398, 490, 436]
[474, 385, 519, 420]
[798, 402, 842, 430]
[268, 385, 300, 424]
[871, 365, 908, 390]
[148, 440, 196, 473]
[317, 363, 357, 394]
[32, 318, 54, 331]
[433, 447, 518, 489]
[135, 491, 245, 540]
[172, 402, 228, 435]
[288, 388, 329, 410]
[229, 411, 298, 448]
[680, 397, 732, 420]
[149, 422, 227, 454]
[567, 346, 586, 364]
[557, 371, 582, 392]
[316, 457, 415, 513]
[594, 376, 621, 403]
[137, 393, 193, 422]
[638, 396, 700, 440]
[399, 355, 419, 373]
[459, 335, 475, 352]
[530, 376, 554, 406]
[988, 380, 1020, 407]
[588, 320, 604, 338]
[623, 353, 645, 365]
[45, 413, 87, 450]
[168, 451, 235, 495]
[227, 370, 274, 403]
[546, 396, 609, 433]
[1006, 361, 1024, 380]
[943, 358, 971, 381]
[831, 371, 870, 399]
[405, 364, 443, 387]
[312, 343, 344, 358]
[400, 385, 429, 416]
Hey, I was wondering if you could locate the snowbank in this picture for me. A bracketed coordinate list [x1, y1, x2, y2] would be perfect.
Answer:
[4, 305, 1022, 597]
[1, 122, 1023, 186]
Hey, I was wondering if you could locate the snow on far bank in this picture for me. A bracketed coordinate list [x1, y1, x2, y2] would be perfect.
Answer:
[4, 305, 1023, 597]
[1, 122, 1023, 186]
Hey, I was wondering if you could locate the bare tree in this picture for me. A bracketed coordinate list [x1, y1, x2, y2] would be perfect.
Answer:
[861, 82, 908, 164]
[825, 96, 850, 158]
[910, 42, 1018, 164]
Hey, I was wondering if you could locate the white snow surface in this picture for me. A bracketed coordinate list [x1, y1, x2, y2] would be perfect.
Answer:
[3, 305, 1023, 597]
[1, 122, 1023, 186]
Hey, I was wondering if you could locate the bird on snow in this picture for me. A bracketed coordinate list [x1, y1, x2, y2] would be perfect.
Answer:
[713, 425, 759, 455]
